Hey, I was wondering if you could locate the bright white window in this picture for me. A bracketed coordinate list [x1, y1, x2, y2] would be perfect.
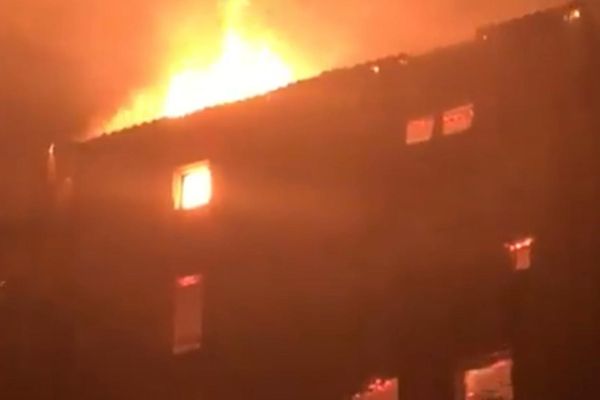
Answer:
[173, 274, 203, 355]
[173, 161, 212, 210]
[505, 237, 534, 271]
[442, 103, 475, 136]
[406, 116, 435, 145]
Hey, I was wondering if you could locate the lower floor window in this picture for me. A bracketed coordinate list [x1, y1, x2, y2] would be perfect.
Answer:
[506, 237, 534, 271]
[173, 273, 203, 355]
[353, 378, 398, 400]
[458, 352, 513, 400]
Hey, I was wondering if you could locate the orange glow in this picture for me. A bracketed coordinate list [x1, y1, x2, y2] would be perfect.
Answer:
[163, 31, 293, 118]
[406, 116, 435, 145]
[464, 358, 513, 400]
[505, 237, 534, 271]
[506, 237, 534, 252]
[101, 0, 311, 135]
[177, 274, 202, 288]
[564, 8, 582, 22]
[353, 378, 398, 400]
[174, 161, 212, 210]
[443, 103, 475, 136]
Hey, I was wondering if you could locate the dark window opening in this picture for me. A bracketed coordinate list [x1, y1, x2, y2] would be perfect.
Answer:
[173, 273, 203, 355]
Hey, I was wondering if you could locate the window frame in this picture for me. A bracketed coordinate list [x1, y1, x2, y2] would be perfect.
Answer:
[172, 160, 212, 211]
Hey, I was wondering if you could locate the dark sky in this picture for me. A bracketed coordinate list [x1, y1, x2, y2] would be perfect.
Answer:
[0, 0, 565, 219]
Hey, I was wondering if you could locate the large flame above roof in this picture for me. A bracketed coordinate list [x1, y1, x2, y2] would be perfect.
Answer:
[162, 30, 292, 118]
[101, 0, 307, 134]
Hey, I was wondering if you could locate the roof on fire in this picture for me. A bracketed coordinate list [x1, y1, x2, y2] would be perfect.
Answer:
[80, 1, 584, 151]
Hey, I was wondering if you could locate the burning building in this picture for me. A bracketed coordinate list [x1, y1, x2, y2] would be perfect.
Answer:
[38, 1, 600, 399]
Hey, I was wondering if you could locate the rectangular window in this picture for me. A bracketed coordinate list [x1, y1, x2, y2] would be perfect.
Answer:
[505, 237, 534, 271]
[173, 274, 203, 355]
[459, 353, 513, 400]
[406, 116, 435, 145]
[173, 161, 212, 210]
[442, 103, 474, 136]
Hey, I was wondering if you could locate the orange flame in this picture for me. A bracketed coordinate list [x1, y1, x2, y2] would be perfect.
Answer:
[101, 0, 309, 135]
[163, 30, 293, 118]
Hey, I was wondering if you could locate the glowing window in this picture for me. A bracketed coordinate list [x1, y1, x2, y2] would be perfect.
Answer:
[564, 8, 582, 23]
[353, 378, 398, 400]
[443, 103, 475, 136]
[461, 355, 513, 400]
[173, 161, 212, 210]
[505, 237, 534, 271]
[406, 116, 435, 145]
[173, 274, 203, 355]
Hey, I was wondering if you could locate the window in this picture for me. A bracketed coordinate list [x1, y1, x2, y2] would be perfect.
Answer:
[353, 378, 398, 400]
[505, 237, 534, 271]
[442, 103, 474, 136]
[458, 353, 513, 400]
[564, 7, 582, 23]
[406, 116, 435, 145]
[173, 274, 203, 355]
[173, 161, 212, 210]
[0, 280, 5, 304]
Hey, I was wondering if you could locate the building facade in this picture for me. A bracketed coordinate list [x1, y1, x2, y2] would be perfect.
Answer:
[41, 2, 600, 399]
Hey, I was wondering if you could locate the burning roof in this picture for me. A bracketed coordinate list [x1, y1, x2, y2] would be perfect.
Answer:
[81, 0, 587, 147]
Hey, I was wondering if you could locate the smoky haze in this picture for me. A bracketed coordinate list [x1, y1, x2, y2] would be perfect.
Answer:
[0, 0, 564, 218]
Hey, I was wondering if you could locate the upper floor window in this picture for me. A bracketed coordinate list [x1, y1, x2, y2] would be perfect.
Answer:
[173, 161, 212, 210]
[406, 116, 435, 145]
[442, 103, 475, 136]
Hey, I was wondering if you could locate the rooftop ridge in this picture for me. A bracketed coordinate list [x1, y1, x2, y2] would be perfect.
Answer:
[84, 0, 580, 145]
